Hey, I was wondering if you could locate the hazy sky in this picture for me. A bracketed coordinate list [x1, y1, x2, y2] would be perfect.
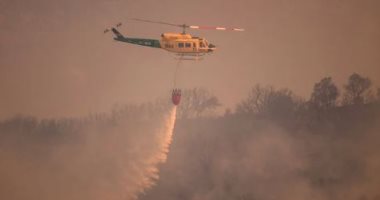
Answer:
[1, 0, 379, 119]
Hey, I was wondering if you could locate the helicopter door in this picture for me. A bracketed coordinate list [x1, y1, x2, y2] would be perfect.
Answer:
[185, 43, 191, 52]
[177, 42, 184, 52]
[199, 41, 206, 49]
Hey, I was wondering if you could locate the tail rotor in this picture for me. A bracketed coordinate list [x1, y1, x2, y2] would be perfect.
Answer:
[104, 22, 123, 34]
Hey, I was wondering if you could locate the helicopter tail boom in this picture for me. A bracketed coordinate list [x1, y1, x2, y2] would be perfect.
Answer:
[110, 27, 161, 49]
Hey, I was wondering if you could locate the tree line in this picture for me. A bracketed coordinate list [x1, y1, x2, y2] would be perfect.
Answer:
[0, 72, 379, 200]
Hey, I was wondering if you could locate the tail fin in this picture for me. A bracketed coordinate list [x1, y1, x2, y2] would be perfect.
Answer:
[111, 28, 124, 38]
[104, 23, 124, 38]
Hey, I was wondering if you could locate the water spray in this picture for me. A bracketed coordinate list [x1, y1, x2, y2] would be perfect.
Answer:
[133, 106, 178, 199]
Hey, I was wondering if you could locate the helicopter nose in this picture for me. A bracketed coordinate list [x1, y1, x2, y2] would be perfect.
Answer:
[208, 43, 216, 52]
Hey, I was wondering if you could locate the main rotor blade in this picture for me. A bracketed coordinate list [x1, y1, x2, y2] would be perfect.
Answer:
[130, 18, 183, 28]
[189, 25, 244, 31]
[129, 18, 244, 32]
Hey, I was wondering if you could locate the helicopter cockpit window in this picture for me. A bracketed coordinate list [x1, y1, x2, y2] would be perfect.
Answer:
[185, 43, 191, 48]
[178, 43, 184, 48]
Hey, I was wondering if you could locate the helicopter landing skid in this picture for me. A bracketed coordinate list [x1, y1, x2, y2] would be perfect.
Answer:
[175, 53, 205, 61]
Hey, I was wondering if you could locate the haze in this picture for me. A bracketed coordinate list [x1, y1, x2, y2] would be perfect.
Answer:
[1, 1, 380, 200]
[1, 0, 379, 118]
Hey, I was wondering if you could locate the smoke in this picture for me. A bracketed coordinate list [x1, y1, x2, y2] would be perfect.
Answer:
[0, 105, 178, 200]
[141, 107, 380, 200]
[187, 126, 325, 200]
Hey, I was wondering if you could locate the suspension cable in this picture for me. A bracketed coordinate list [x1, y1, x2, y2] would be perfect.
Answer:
[173, 56, 183, 88]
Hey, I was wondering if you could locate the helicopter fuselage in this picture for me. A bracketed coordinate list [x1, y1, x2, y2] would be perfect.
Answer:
[111, 28, 215, 57]
[159, 33, 215, 54]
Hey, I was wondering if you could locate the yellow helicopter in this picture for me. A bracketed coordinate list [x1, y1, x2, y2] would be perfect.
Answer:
[104, 18, 244, 60]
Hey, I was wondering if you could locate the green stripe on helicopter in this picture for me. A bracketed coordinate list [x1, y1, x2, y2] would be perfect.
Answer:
[111, 27, 161, 48]
[114, 37, 161, 48]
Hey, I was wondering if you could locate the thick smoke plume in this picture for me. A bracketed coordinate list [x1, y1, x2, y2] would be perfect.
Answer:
[141, 98, 380, 200]
[0, 104, 177, 200]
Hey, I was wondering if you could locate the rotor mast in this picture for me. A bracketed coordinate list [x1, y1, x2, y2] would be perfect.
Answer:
[181, 24, 187, 34]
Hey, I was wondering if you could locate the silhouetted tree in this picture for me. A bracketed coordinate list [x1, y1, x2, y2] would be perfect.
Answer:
[236, 85, 297, 119]
[310, 77, 339, 109]
[342, 73, 372, 105]
[178, 88, 221, 119]
[236, 85, 271, 115]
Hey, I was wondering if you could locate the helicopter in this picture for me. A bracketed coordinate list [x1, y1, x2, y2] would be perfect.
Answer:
[104, 18, 244, 60]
